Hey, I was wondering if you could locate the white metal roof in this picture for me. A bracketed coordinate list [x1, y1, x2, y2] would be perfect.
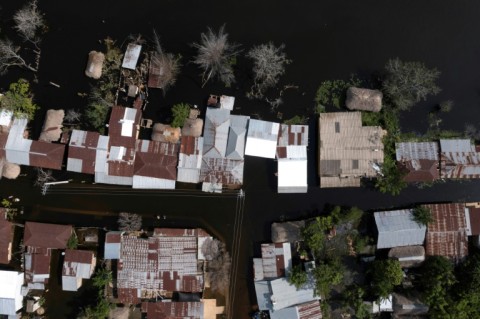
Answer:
[375, 209, 427, 249]
[278, 159, 308, 193]
[132, 176, 176, 189]
[245, 119, 280, 159]
[0, 271, 23, 316]
[220, 95, 235, 110]
[5, 118, 31, 165]
[122, 43, 142, 70]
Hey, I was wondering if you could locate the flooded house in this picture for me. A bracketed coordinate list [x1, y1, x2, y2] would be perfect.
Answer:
[121, 43, 142, 70]
[318, 112, 386, 188]
[0, 270, 24, 318]
[177, 136, 204, 184]
[62, 249, 96, 291]
[38, 109, 65, 143]
[440, 139, 480, 179]
[396, 142, 440, 183]
[245, 119, 280, 159]
[374, 209, 427, 249]
[67, 130, 109, 175]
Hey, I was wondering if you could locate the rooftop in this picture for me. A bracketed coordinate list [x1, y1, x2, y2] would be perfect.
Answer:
[24, 222, 72, 249]
[374, 209, 426, 249]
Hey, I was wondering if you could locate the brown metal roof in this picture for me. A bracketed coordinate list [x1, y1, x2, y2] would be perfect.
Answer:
[297, 301, 323, 319]
[0, 209, 12, 264]
[24, 222, 72, 249]
[105, 232, 122, 243]
[64, 249, 94, 263]
[29, 141, 66, 170]
[468, 207, 480, 235]
[68, 146, 97, 174]
[142, 301, 204, 319]
[398, 159, 439, 183]
[180, 136, 202, 156]
[424, 203, 468, 262]
[108, 106, 140, 150]
[134, 140, 179, 180]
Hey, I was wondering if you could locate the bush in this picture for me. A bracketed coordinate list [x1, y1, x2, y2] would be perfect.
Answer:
[171, 103, 190, 128]
[0, 79, 38, 120]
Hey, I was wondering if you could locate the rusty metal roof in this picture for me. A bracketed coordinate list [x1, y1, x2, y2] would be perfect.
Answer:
[141, 301, 204, 319]
[200, 157, 244, 186]
[133, 140, 179, 181]
[424, 203, 468, 263]
[29, 141, 66, 170]
[440, 139, 480, 179]
[0, 209, 12, 264]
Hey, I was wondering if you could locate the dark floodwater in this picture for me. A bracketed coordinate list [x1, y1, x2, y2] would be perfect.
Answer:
[2, 1, 480, 318]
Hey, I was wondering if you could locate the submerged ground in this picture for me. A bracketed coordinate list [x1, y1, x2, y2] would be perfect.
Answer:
[1, 1, 480, 318]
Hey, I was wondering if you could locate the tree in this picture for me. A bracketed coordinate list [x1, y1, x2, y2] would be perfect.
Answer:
[287, 264, 308, 289]
[247, 42, 290, 99]
[0, 79, 38, 120]
[342, 285, 371, 319]
[412, 206, 434, 226]
[171, 103, 190, 128]
[313, 258, 344, 298]
[152, 29, 181, 93]
[383, 58, 441, 111]
[117, 212, 142, 232]
[78, 298, 111, 319]
[34, 167, 55, 187]
[201, 238, 221, 261]
[439, 100, 454, 113]
[302, 216, 334, 258]
[92, 267, 112, 289]
[192, 25, 241, 87]
[67, 232, 78, 249]
[418, 256, 456, 317]
[370, 259, 403, 298]
[208, 247, 231, 295]
[13, 0, 45, 43]
[0, 39, 37, 74]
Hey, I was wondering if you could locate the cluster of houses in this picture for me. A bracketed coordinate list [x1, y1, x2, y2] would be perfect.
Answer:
[0, 215, 225, 318]
[0, 216, 97, 318]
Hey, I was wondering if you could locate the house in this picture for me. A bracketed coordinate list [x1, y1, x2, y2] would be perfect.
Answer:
[104, 231, 123, 259]
[226, 115, 249, 160]
[465, 202, 480, 247]
[95, 106, 141, 186]
[271, 221, 305, 244]
[177, 136, 204, 184]
[85, 51, 105, 79]
[245, 119, 280, 159]
[0, 270, 24, 317]
[253, 243, 292, 281]
[254, 278, 319, 313]
[440, 139, 480, 179]
[202, 108, 230, 158]
[3, 118, 66, 170]
[374, 210, 426, 249]
[392, 293, 429, 317]
[396, 142, 440, 183]
[122, 43, 142, 70]
[345, 87, 383, 112]
[182, 108, 204, 138]
[267, 300, 322, 319]
[67, 130, 109, 175]
[276, 124, 309, 193]
[388, 246, 425, 268]
[111, 228, 210, 304]
[423, 203, 468, 263]
[0, 208, 13, 264]
[62, 249, 96, 291]
[23, 222, 73, 290]
[141, 301, 204, 319]
[132, 140, 179, 189]
[318, 112, 386, 188]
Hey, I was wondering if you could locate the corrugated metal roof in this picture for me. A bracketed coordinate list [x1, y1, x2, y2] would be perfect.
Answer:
[277, 124, 309, 148]
[395, 142, 439, 161]
[278, 159, 308, 193]
[203, 108, 230, 158]
[177, 137, 203, 184]
[142, 301, 204, 319]
[29, 141, 66, 170]
[258, 243, 292, 280]
[440, 139, 480, 179]
[319, 112, 386, 188]
[122, 43, 142, 70]
[0, 270, 23, 316]
[24, 222, 72, 249]
[0, 210, 12, 265]
[374, 210, 426, 249]
[200, 157, 244, 186]
[424, 203, 468, 262]
[0, 109, 13, 126]
[245, 119, 280, 159]
[220, 95, 235, 111]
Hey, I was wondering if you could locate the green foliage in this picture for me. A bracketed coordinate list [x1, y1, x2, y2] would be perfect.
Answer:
[283, 115, 306, 125]
[383, 58, 441, 111]
[314, 76, 361, 111]
[439, 100, 454, 113]
[418, 256, 456, 317]
[287, 264, 308, 289]
[80, 298, 111, 319]
[302, 216, 334, 257]
[0, 79, 38, 120]
[342, 285, 371, 319]
[171, 103, 190, 128]
[92, 267, 112, 290]
[370, 259, 403, 298]
[361, 111, 382, 126]
[313, 258, 344, 298]
[412, 206, 433, 225]
[67, 233, 78, 249]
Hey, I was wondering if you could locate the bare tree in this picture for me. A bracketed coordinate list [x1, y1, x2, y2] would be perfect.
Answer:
[118, 212, 142, 232]
[192, 25, 241, 87]
[151, 30, 181, 93]
[247, 42, 290, 99]
[0, 39, 36, 74]
[13, 0, 45, 44]
[34, 167, 55, 187]
[208, 248, 231, 295]
[201, 238, 222, 261]
[64, 109, 82, 124]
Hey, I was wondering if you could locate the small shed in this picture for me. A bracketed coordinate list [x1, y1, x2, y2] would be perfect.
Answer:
[39, 109, 65, 142]
[85, 51, 105, 79]
[1, 162, 20, 179]
[346, 87, 383, 112]
[122, 43, 142, 70]
[151, 123, 181, 143]
[388, 245, 425, 268]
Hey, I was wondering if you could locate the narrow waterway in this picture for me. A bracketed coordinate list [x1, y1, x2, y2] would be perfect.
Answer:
[1, 1, 480, 318]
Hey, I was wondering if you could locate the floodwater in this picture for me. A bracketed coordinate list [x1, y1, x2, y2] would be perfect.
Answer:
[1, 1, 480, 318]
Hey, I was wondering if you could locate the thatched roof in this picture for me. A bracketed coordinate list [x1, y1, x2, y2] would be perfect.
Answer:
[108, 306, 129, 319]
[392, 293, 429, 317]
[346, 87, 383, 112]
[85, 51, 105, 79]
[151, 123, 181, 143]
[2, 162, 20, 179]
[388, 245, 425, 268]
[271, 220, 305, 243]
[182, 118, 204, 137]
[39, 109, 64, 142]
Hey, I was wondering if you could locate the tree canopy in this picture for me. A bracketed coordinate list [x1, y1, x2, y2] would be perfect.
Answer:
[412, 206, 434, 226]
[370, 259, 403, 298]
[287, 264, 308, 289]
[171, 103, 190, 128]
[383, 58, 441, 111]
[0, 79, 38, 120]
